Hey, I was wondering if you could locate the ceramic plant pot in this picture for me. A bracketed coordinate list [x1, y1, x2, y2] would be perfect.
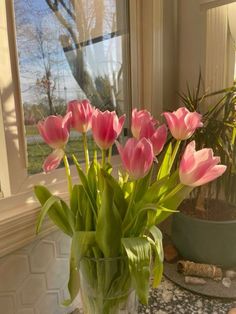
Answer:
[172, 211, 236, 268]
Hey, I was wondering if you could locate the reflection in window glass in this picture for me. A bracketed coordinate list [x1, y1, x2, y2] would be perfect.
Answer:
[14, 0, 130, 174]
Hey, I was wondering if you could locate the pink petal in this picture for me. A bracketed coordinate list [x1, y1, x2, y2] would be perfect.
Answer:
[184, 112, 203, 131]
[163, 112, 180, 139]
[190, 165, 227, 187]
[43, 149, 65, 173]
[175, 107, 190, 119]
[37, 121, 51, 144]
[150, 124, 167, 155]
[116, 114, 126, 136]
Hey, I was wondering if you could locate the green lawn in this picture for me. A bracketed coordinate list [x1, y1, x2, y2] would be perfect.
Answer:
[27, 136, 99, 174]
[25, 125, 39, 136]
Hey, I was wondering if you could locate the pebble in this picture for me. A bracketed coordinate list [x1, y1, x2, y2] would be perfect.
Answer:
[196, 300, 203, 308]
[162, 291, 173, 303]
[222, 277, 232, 288]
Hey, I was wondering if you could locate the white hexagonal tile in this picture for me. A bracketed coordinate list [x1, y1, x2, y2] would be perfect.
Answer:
[0, 255, 30, 291]
[46, 258, 69, 289]
[30, 241, 55, 273]
[56, 234, 71, 257]
[0, 294, 15, 314]
[20, 274, 46, 305]
[16, 239, 40, 255]
[36, 292, 59, 314]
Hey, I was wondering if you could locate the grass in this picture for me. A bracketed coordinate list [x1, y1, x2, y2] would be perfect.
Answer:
[27, 135, 100, 174]
[25, 125, 39, 136]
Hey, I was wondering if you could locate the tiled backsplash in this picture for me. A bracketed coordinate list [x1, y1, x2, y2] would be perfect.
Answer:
[0, 230, 81, 314]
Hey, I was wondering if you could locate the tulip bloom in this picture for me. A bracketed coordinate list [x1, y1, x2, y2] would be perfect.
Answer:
[37, 113, 71, 172]
[131, 109, 157, 138]
[179, 141, 226, 187]
[67, 99, 94, 133]
[139, 123, 167, 156]
[92, 109, 125, 150]
[163, 107, 203, 140]
[116, 138, 154, 179]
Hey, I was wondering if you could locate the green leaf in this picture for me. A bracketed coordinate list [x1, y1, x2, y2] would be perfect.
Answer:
[160, 183, 193, 210]
[70, 184, 82, 216]
[34, 186, 73, 236]
[157, 143, 172, 180]
[88, 161, 97, 201]
[134, 167, 153, 203]
[149, 226, 163, 262]
[142, 176, 169, 204]
[147, 226, 164, 287]
[96, 177, 122, 257]
[100, 168, 127, 220]
[122, 237, 151, 305]
[63, 231, 95, 306]
[72, 155, 98, 220]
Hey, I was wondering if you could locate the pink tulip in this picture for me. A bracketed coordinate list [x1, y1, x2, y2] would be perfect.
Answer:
[37, 113, 71, 172]
[116, 138, 154, 179]
[92, 109, 125, 150]
[38, 113, 71, 149]
[131, 109, 157, 138]
[163, 107, 203, 140]
[67, 99, 94, 133]
[139, 123, 167, 156]
[43, 149, 65, 173]
[179, 141, 226, 187]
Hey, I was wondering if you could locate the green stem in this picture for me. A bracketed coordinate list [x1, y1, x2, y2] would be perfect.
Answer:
[102, 149, 106, 168]
[108, 146, 112, 163]
[168, 140, 181, 173]
[93, 149, 97, 163]
[82, 132, 90, 173]
[122, 180, 138, 230]
[63, 154, 72, 196]
[160, 183, 185, 203]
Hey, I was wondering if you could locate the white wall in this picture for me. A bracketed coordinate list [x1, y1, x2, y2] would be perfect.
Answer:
[178, 0, 207, 94]
[0, 231, 80, 314]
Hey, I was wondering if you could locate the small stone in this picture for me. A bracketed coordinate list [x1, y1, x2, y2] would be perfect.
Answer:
[222, 277, 232, 288]
[162, 290, 173, 303]
[228, 308, 236, 314]
[196, 300, 203, 308]
[164, 243, 178, 262]
[225, 270, 236, 279]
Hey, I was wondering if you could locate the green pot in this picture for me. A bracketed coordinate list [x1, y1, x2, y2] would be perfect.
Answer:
[172, 212, 236, 268]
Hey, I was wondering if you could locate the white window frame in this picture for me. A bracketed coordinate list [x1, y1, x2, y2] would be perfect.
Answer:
[0, 0, 165, 257]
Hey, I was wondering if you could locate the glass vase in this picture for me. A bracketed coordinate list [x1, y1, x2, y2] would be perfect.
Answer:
[79, 256, 138, 314]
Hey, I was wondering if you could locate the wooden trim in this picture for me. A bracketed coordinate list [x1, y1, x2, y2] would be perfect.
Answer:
[129, 0, 143, 109]
[129, 0, 164, 117]
[205, 4, 228, 95]
[200, 0, 236, 10]
[0, 0, 27, 197]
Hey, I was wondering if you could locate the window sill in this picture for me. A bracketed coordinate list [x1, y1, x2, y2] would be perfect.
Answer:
[0, 155, 121, 257]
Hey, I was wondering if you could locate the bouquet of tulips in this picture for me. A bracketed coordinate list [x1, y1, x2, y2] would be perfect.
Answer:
[35, 101, 226, 313]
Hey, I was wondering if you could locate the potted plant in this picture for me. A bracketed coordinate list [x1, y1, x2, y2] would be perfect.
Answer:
[170, 77, 236, 267]
[35, 100, 225, 313]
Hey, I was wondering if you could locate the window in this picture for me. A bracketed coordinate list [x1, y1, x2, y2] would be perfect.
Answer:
[0, 0, 164, 255]
[14, 0, 131, 174]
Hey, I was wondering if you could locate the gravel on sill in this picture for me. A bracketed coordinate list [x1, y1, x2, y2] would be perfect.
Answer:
[70, 276, 236, 314]
[138, 276, 235, 314]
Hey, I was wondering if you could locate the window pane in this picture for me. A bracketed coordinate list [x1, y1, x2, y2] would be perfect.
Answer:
[14, 0, 130, 174]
